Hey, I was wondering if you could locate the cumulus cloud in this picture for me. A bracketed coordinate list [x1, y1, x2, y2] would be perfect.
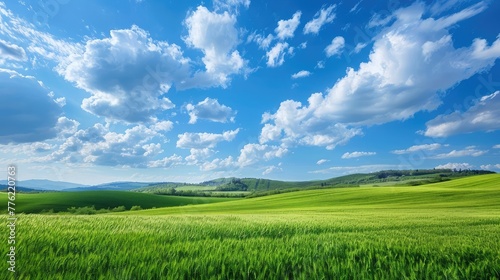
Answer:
[148, 154, 183, 168]
[60, 25, 185, 123]
[303, 5, 336, 35]
[200, 156, 236, 171]
[480, 164, 500, 170]
[248, 33, 274, 49]
[237, 143, 287, 167]
[325, 36, 345, 57]
[435, 162, 474, 170]
[176, 129, 239, 149]
[186, 98, 236, 124]
[185, 148, 215, 165]
[341, 151, 376, 159]
[259, 94, 363, 150]
[260, 2, 500, 151]
[184, 6, 247, 87]
[0, 69, 62, 144]
[425, 91, 500, 137]
[291, 70, 311, 79]
[0, 39, 26, 62]
[392, 143, 442, 154]
[275, 11, 302, 40]
[45, 122, 172, 167]
[494, 144, 500, 149]
[266, 42, 290, 67]
[432, 147, 487, 159]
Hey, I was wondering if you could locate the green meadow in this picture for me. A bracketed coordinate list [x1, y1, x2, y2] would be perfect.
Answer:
[0, 191, 237, 214]
[2, 174, 499, 279]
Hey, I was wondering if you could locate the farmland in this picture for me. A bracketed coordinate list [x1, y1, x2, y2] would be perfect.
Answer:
[2, 174, 499, 279]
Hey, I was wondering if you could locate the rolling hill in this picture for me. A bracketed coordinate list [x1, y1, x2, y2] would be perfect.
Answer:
[124, 174, 500, 215]
[0, 191, 238, 213]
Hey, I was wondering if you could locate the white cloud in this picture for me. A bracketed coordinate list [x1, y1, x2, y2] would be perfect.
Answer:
[213, 0, 250, 12]
[248, 33, 274, 49]
[480, 164, 500, 170]
[353, 42, 368, 54]
[0, 69, 62, 144]
[39, 120, 174, 168]
[200, 156, 236, 171]
[266, 42, 290, 67]
[186, 98, 236, 124]
[325, 36, 345, 57]
[303, 5, 336, 35]
[237, 143, 287, 167]
[493, 144, 500, 149]
[185, 148, 215, 165]
[341, 151, 376, 159]
[435, 162, 474, 170]
[275, 11, 302, 40]
[0, 3, 82, 66]
[184, 6, 247, 87]
[262, 165, 282, 175]
[60, 25, 184, 123]
[176, 129, 239, 149]
[291, 70, 311, 79]
[261, 2, 500, 150]
[350, 0, 363, 14]
[0, 39, 26, 62]
[425, 91, 500, 137]
[316, 159, 329, 165]
[392, 143, 442, 154]
[259, 94, 363, 150]
[432, 148, 487, 159]
[148, 154, 183, 168]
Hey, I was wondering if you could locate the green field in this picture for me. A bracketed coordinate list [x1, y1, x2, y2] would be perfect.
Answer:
[2, 174, 500, 279]
[0, 191, 237, 213]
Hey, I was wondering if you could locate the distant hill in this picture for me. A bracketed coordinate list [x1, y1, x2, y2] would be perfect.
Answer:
[135, 169, 495, 196]
[0, 179, 90, 191]
[65, 182, 159, 191]
[0, 184, 40, 193]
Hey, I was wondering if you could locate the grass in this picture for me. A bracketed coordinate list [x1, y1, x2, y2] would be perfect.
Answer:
[0, 191, 238, 213]
[1, 174, 499, 279]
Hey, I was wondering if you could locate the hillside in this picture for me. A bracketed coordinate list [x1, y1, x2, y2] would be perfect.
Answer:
[0, 191, 238, 214]
[133, 169, 493, 196]
[125, 174, 500, 215]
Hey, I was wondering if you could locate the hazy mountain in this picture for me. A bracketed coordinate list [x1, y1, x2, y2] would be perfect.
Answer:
[0, 179, 90, 191]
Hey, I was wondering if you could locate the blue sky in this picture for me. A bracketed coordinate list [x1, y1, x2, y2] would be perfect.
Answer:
[0, 0, 499, 185]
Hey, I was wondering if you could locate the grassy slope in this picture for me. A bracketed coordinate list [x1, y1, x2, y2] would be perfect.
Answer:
[0, 191, 237, 213]
[125, 174, 500, 215]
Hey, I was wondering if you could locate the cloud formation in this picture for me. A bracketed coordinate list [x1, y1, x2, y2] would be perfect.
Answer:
[425, 91, 500, 137]
[186, 98, 236, 124]
[275, 11, 302, 40]
[61, 25, 184, 123]
[176, 129, 239, 149]
[0, 69, 62, 144]
[260, 2, 500, 151]
[184, 6, 247, 88]
[341, 151, 376, 159]
[325, 36, 345, 57]
[303, 5, 336, 35]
